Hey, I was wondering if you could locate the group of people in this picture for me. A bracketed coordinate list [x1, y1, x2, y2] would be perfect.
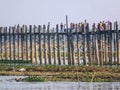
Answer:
[60, 20, 119, 33]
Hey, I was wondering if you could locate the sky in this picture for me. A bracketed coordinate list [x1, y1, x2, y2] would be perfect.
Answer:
[0, 0, 120, 28]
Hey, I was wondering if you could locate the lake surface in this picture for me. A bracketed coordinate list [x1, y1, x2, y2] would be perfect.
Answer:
[0, 76, 120, 90]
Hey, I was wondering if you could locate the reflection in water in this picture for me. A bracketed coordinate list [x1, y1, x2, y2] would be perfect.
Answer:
[0, 76, 120, 90]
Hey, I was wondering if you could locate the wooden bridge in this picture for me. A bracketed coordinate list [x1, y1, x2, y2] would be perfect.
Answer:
[0, 24, 120, 66]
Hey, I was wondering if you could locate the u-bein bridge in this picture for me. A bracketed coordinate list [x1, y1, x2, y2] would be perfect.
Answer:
[0, 24, 120, 66]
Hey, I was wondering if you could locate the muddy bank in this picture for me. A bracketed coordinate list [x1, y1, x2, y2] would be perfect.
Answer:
[0, 65, 120, 82]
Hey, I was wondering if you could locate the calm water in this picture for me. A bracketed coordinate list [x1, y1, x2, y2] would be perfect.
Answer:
[0, 76, 120, 90]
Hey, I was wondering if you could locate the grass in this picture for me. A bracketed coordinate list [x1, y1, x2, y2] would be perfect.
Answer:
[22, 76, 45, 82]
[0, 60, 31, 64]
[0, 64, 120, 82]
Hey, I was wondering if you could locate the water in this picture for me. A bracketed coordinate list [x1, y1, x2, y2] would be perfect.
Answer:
[0, 76, 120, 90]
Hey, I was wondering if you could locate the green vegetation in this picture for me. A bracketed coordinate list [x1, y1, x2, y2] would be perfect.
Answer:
[0, 64, 120, 82]
[22, 76, 45, 82]
[0, 60, 31, 64]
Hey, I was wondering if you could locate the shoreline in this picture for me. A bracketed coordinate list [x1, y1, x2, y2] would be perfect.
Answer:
[0, 65, 120, 82]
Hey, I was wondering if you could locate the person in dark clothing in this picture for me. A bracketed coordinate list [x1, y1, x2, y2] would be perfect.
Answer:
[60, 23, 63, 32]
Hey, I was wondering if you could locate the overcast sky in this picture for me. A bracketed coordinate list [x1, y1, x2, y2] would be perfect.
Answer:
[0, 0, 120, 27]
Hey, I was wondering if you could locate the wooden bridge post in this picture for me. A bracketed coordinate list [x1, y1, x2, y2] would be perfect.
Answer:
[95, 31, 100, 65]
[109, 30, 113, 66]
[38, 25, 42, 64]
[17, 25, 20, 61]
[21, 26, 23, 61]
[0, 27, 2, 60]
[43, 25, 47, 64]
[87, 32, 92, 65]
[83, 33, 87, 65]
[13, 26, 16, 61]
[29, 25, 33, 64]
[47, 23, 51, 64]
[53, 28, 57, 64]
[25, 25, 28, 62]
[56, 24, 61, 65]
[116, 27, 120, 66]
[0, 27, 3, 60]
[118, 32, 120, 65]
[4, 27, 7, 60]
[9, 27, 12, 63]
[76, 29, 80, 65]
[33, 25, 37, 64]
[99, 31, 104, 66]
[70, 29, 75, 65]
[62, 32, 66, 65]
